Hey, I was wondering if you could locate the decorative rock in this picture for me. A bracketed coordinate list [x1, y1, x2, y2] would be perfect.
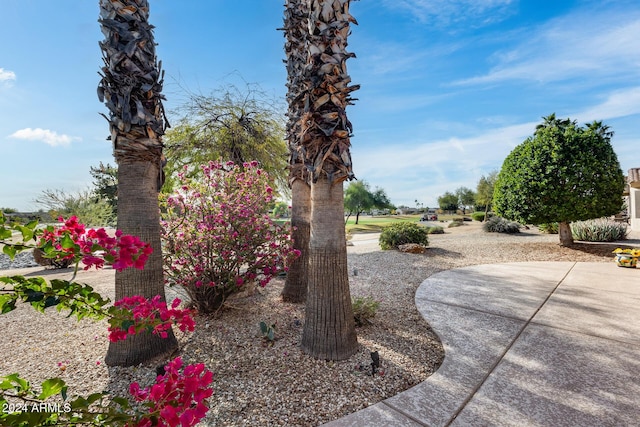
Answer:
[398, 243, 426, 254]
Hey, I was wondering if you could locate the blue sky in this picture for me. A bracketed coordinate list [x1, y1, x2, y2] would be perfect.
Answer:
[1, 0, 639, 211]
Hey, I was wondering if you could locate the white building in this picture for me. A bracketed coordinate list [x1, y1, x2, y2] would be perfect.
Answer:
[628, 168, 640, 232]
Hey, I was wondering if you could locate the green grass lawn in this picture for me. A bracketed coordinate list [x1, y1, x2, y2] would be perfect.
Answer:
[345, 215, 421, 233]
[277, 213, 472, 234]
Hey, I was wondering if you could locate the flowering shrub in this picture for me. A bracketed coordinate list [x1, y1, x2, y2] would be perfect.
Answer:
[162, 161, 298, 313]
[37, 216, 152, 272]
[108, 296, 195, 342]
[0, 212, 211, 427]
[128, 357, 213, 427]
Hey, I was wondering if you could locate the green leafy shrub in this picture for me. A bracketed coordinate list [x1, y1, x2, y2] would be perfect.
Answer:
[471, 212, 488, 221]
[483, 216, 521, 233]
[426, 226, 444, 234]
[538, 223, 559, 234]
[352, 296, 380, 327]
[571, 218, 628, 242]
[379, 222, 428, 250]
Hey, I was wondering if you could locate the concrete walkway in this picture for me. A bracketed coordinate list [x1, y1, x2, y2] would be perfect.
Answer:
[324, 262, 640, 426]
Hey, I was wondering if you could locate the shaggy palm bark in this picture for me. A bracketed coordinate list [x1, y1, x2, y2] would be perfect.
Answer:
[98, 0, 177, 366]
[300, 0, 359, 360]
[282, 0, 310, 303]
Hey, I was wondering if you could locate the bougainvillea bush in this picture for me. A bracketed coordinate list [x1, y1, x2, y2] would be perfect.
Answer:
[162, 161, 298, 314]
[0, 213, 212, 427]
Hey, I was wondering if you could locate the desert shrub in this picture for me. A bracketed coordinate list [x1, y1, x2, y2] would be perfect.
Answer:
[35, 188, 114, 227]
[483, 216, 521, 233]
[427, 226, 444, 234]
[447, 221, 462, 228]
[471, 212, 487, 222]
[352, 296, 380, 327]
[162, 161, 298, 313]
[538, 223, 559, 234]
[379, 222, 428, 250]
[571, 218, 628, 242]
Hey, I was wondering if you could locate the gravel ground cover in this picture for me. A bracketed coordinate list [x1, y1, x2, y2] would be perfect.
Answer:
[0, 222, 636, 426]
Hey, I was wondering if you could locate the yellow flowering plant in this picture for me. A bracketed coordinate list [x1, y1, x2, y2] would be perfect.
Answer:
[612, 248, 640, 257]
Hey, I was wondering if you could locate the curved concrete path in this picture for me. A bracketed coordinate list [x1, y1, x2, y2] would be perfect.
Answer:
[323, 262, 640, 426]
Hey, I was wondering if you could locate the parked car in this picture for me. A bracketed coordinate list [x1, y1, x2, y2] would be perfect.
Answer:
[421, 209, 438, 221]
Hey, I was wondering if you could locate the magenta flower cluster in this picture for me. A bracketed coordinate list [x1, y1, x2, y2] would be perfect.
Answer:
[128, 357, 213, 427]
[162, 161, 299, 312]
[108, 296, 196, 342]
[39, 216, 152, 272]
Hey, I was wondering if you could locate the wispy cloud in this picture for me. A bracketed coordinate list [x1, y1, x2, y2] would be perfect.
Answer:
[0, 68, 16, 85]
[454, 11, 640, 86]
[385, 0, 515, 27]
[9, 128, 80, 147]
[574, 86, 640, 122]
[354, 83, 640, 206]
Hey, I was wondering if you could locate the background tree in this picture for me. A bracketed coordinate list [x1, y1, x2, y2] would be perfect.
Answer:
[438, 191, 459, 213]
[272, 201, 290, 218]
[89, 162, 118, 215]
[163, 83, 289, 194]
[494, 114, 625, 246]
[372, 186, 394, 212]
[35, 188, 114, 226]
[455, 186, 476, 214]
[98, 0, 178, 366]
[476, 170, 498, 220]
[300, 0, 359, 360]
[344, 181, 374, 224]
[281, 0, 310, 303]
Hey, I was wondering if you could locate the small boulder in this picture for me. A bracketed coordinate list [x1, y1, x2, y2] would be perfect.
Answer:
[398, 243, 426, 254]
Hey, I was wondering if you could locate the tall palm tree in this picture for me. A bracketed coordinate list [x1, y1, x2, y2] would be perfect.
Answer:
[300, 0, 359, 360]
[281, 0, 310, 303]
[98, 0, 178, 366]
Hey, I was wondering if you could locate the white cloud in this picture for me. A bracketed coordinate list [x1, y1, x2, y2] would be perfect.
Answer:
[386, 0, 515, 27]
[454, 12, 640, 86]
[9, 128, 80, 147]
[0, 68, 16, 85]
[574, 86, 640, 123]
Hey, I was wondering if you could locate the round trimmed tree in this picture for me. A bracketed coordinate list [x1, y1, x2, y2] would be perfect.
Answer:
[494, 114, 625, 246]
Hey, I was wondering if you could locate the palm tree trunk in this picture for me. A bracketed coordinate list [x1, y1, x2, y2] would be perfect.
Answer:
[298, 0, 359, 360]
[301, 178, 357, 360]
[282, 179, 310, 302]
[105, 162, 177, 366]
[99, 0, 177, 366]
[558, 221, 574, 246]
[281, 0, 311, 303]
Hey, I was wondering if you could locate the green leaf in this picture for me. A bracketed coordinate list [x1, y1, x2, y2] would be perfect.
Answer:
[85, 392, 106, 405]
[2, 244, 17, 260]
[0, 227, 11, 240]
[38, 378, 66, 400]
[43, 296, 61, 309]
[17, 225, 34, 242]
[60, 234, 76, 250]
[0, 294, 18, 314]
[24, 290, 45, 303]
